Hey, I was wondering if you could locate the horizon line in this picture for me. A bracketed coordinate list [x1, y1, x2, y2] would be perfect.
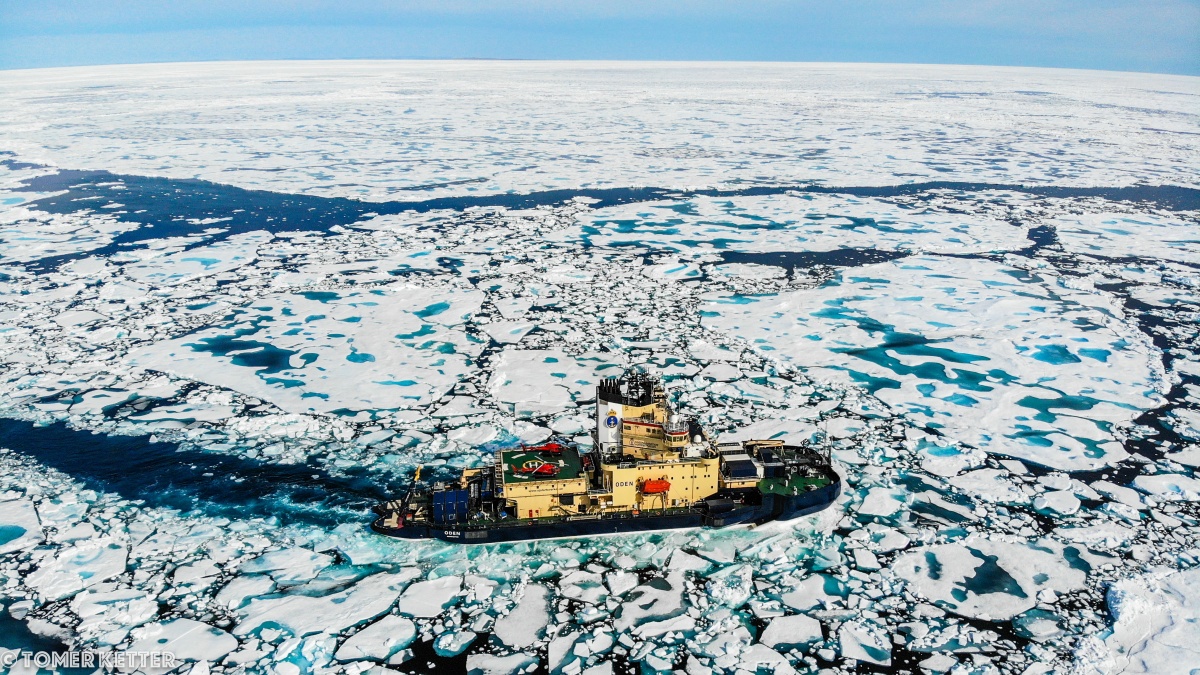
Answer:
[1, 57, 1196, 79]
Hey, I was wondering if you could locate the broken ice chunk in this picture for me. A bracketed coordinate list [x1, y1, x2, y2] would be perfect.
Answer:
[1099, 566, 1200, 673]
[394, 575, 462, 618]
[839, 619, 891, 666]
[334, 615, 417, 662]
[235, 569, 418, 638]
[129, 618, 237, 665]
[893, 536, 1086, 621]
[494, 585, 549, 649]
[26, 538, 128, 601]
[240, 548, 332, 585]
[1133, 473, 1200, 501]
[758, 614, 822, 649]
[0, 498, 42, 554]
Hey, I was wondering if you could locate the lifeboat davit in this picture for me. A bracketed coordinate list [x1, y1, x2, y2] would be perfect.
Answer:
[640, 479, 671, 494]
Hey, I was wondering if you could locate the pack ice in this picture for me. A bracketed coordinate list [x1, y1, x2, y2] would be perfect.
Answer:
[0, 62, 1196, 675]
[702, 255, 1166, 471]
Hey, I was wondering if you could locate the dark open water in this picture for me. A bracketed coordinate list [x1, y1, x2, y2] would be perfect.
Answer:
[9, 158, 1198, 271]
[0, 419, 388, 528]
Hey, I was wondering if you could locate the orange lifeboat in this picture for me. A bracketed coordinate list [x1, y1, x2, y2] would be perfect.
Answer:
[640, 479, 671, 494]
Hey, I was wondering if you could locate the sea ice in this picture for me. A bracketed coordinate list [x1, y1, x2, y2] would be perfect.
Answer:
[432, 629, 477, 657]
[738, 644, 798, 674]
[1033, 490, 1081, 515]
[1165, 408, 1200, 441]
[1056, 523, 1136, 552]
[215, 575, 276, 610]
[71, 587, 158, 643]
[488, 349, 616, 417]
[467, 652, 537, 675]
[494, 584, 549, 649]
[702, 255, 1165, 471]
[893, 536, 1087, 620]
[1052, 213, 1200, 265]
[573, 193, 1025, 256]
[858, 488, 907, 519]
[1, 63, 1195, 199]
[613, 572, 687, 632]
[1095, 567, 1200, 674]
[1132, 473, 1200, 501]
[240, 548, 332, 585]
[234, 569, 419, 638]
[948, 469, 1029, 505]
[123, 231, 271, 287]
[129, 618, 238, 665]
[25, 538, 128, 601]
[0, 498, 41, 554]
[758, 614, 822, 649]
[0, 206, 139, 263]
[0, 60, 1197, 675]
[839, 620, 891, 666]
[128, 285, 484, 415]
[394, 575, 462, 619]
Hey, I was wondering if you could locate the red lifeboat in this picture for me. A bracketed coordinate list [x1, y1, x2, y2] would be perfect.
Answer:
[640, 479, 671, 494]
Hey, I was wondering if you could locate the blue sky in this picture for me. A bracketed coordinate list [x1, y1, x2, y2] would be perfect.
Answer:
[1, 0, 1197, 75]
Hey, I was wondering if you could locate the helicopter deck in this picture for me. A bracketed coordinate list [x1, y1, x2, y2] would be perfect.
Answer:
[501, 445, 584, 483]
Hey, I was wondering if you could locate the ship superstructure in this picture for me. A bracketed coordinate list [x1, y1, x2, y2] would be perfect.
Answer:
[373, 371, 840, 543]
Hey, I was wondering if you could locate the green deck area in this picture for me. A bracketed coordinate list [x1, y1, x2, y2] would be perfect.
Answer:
[758, 473, 833, 496]
[502, 445, 583, 483]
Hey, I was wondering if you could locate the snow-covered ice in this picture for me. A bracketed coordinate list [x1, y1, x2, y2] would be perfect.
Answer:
[701, 255, 1166, 471]
[1, 62, 1196, 199]
[128, 285, 484, 414]
[0, 61, 1196, 675]
[1090, 567, 1200, 674]
[234, 570, 418, 638]
[129, 618, 238, 665]
[0, 498, 42, 554]
[573, 193, 1026, 255]
[894, 536, 1087, 621]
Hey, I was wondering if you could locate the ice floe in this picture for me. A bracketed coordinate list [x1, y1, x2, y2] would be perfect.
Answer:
[574, 193, 1025, 255]
[894, 536, 1087, 620]
[128, 285, 484, 415]
[1087, 567, 1200, 674]
[2, 63, 1195, 199]
[334, 614, 416, 662]
[1053, 212, 1200, 265]
[129, 618, 238, 666]
[0, 498, 42, 554]
[234, 569, 419, 638]
[702, 255, 1167, 471]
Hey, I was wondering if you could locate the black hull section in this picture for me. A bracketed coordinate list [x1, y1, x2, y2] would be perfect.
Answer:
[373, 480, 840, 544]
